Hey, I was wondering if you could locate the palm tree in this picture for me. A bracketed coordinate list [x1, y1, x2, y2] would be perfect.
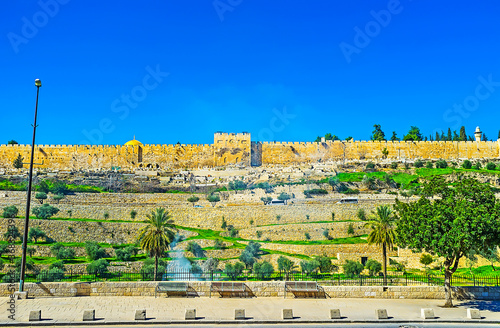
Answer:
[364, 205, 396, 285]
[137, 208, 177, 280]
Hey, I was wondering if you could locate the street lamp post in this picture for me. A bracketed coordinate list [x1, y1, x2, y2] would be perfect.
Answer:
[19, 79, 41, 292]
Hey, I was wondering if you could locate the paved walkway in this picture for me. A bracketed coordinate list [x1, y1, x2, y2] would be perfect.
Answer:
[0, 297, 499, 324]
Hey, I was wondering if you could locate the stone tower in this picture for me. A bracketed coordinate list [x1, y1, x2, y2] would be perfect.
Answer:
[213, 132, 251, 166]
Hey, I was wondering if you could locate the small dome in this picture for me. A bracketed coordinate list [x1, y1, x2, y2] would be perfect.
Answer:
[124, 136, 143, 146]
[475, 126, 481, 132]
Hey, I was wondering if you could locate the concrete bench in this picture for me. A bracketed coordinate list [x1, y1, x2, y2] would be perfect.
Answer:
[155, 282, 190, 298]
[210, 282, 250, 298]
[284, 281, 321, 298]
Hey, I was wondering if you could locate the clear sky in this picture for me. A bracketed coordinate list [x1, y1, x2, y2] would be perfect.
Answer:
[2, 0, 500, 145]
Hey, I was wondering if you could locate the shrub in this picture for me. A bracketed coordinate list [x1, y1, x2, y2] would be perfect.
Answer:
[343, 260, 364, 278]
[304, 189, 328, 197]
[419, 253, 433, 267]
[462, 160, 472, 169]
[322, 229, 330, 239]
[357, 209, 366, 221]
[277, 192, 291, 204]
[336, 183, 348, 193]
[253, 260, 274, 279]
[425, 161, 433, 169]
[37, 268, 64, 282]
[52, 194, 65, 203]
[331, 212, 335, 220]
[2, 206, 18, 218]
[27, 247, 36, 257]
[224, 261, 245, 280]
[316, 255, 332, 273]
[300, 259, 320, 274]
[140, 258, 167, 281]
[342, 188, 360, 195]
[389, 258, 406, 272]
[486, 162, 496, 170]
[390, 162, 398, 169]
[306, 215, 310, 220]
[221, 217, 227, 229]
[228, 180, 247, 190]
[35, 192, 47, 204]
[32, 204, 59, 219]
[276, 215, 281, 221]
[49, 260, 65, 271]
[115, 246, 139, 261]
[249, 219, 254, 225]
[186, 241, 205, 258]
[260, 196, 272, 205]
[365, 259, 382, 276]
[50, 243, 64, 256]
[304, 232, 311, 240]
[414, 159, 424, 168]
[229, 228, 239, 238]
[207, 194, 221, 206]
[435, 160, 448, 168]
[85, 241, 107, 260]
[202, 257, 220, 271]
[473, 161, 482, 170]
[366, 162, 375, 169]
[56, 247, 75, 261]
[103, 212, 109, 219]
[51, 181, 69, 195]
[28, 227, 46, 243]
[256, 231, 263, 239]
[347, 223, 354, 235]
[213, 239, 224, 250]
[87, 259, 109, 277]
[4, 225, 21, 242]
[130, 210, 137, 219]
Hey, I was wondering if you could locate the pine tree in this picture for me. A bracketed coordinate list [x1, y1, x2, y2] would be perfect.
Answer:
[447, 128, 452, 141]
[452, 131, 459, 141]
[390, 131, 399, 141]
[435, 132, 440, 141]
[482, 133, 488, 141]
[13, 154, 23, 169]
[468, 136, 474, 142]
[429, 134, 434, 141]
[497, 130, 500, 140]
[371, 125, 386, 141]
[459, 126, 467, 141]
[440, 131, 446, 141]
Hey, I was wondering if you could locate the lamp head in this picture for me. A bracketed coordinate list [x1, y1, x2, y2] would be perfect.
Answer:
[35, 79, 42, 87]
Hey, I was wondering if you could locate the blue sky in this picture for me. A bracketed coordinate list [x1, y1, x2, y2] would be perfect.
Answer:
[2, 0, 500, 145]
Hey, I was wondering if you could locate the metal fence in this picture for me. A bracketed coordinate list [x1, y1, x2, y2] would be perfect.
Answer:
[3, 268, 499, 287]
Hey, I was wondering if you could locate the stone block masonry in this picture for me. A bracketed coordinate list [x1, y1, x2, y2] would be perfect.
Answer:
[0, 281, 497, 300]
[1, 132, 498, 170]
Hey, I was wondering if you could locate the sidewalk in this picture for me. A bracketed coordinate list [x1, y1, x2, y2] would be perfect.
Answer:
[1, 296, 499, 325]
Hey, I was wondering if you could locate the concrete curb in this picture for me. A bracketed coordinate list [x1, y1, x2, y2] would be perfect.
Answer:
[0, 319, 499, 326]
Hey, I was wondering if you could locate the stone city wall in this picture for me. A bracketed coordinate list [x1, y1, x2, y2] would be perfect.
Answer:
[1, 281, 498, 300]
[1, 139, 498, 170]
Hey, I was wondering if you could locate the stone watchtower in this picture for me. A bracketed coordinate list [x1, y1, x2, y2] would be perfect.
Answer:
[213, 132, 251, 166]
[474, 126, 482, 142]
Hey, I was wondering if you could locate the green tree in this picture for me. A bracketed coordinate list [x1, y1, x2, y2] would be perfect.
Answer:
[4, 226, 21, 241]
[277, 256, 296, 279]
[452, 130, 459, 141]
[390, 131, 400, 141]
[253, 260, 274, 279]
[137, 208, 177, 280]
[84, 241, 107, 260]
[13, 154, 23, 169]
[260, 196, 272, 205]
[394, 177, 500, 307]
[37, 268, 64, 282]
[486, 162, 496, 170]
[419, 254, 433, 268]
[435, 132, 440, 141]
[187, 196, 200, 207]
[7, 140, 18, 145]
[28, 227, 46, 243]
[459, 126, 467, 141]
[50, 181, 69, 195]
[365, 259, 382, 276]
[32, 204, 59, 219]
[482, 133, 488, 141]
[277, 192, 291, 204]
[447, 128, 452, 141]
[364, 205, 396, 285]
[300, 259, 320, 275]
[347, 223, 354, 235]
[36, 180, 50, 193]
[370, 124, 386, 141]
[462, 160, 472, 169]
[316, 255, 333, 273]
[207, 194, 220, 207]
[228, 180, 247, 191]
[86, 258, 109, 277]
[52, 194, 65, 204]
[35, 192, 47, 204]
[130, 210, 138, 219]
[403, 126, 423, 141]
[343, 260, 364, 278]
[224, 261, 245, 280]
[186, 241, 205, 258]
[56, 247, 76, 261]
[2, 206, 18, 218]
[27, 247, 36, 258]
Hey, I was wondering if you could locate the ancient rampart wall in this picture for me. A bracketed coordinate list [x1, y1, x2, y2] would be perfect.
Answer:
[260, 140, 500, 164]
[0, 140, 498, 170]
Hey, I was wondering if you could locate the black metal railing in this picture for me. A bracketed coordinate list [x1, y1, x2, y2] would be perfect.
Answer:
[1, 268, 498, 287]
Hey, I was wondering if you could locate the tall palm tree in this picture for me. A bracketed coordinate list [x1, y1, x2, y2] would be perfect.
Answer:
[364, 205, 396, 285]
[138, 208, 177, 280]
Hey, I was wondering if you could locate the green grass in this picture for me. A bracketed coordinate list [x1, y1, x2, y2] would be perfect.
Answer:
[257, 220, 357, 228]
[336, 172, 387, 182]
[0, 180, 26, 191]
